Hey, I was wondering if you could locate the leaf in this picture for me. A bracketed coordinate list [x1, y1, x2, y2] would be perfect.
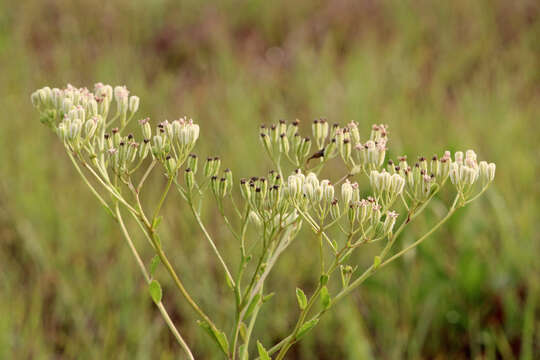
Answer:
[245, 293, 261, 319]
[225, 273, 234, 290]
[320, 274, 329, 286]
[197, 321, 230, 356]
[320, 286, 331, 310]
[296, 318, 319, 340]
[148, 280, 162, 304]
[239, 322, 247, 341]
[149, 255, 160, 276]
[296, 288, 307, 310]
[152, 216, 163, 229]
[257, 341, 271, 360]
[373, 255, 381, 269]
[262, 292, 275, 303]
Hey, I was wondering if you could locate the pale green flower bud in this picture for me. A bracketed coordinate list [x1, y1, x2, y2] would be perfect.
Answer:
[279, 133, 290, 154]
[341, 180, 353, 206]
[129, 96, 140, 113]
[219, 177, 229, 197]
[152, 135, 165, 155]
[371, 204, 381, 225]
[383, 211, 398, 235]
[390, 173, 405, 196]
[187, 154, 198, 174]
[488, 163, 496, 182]
[139, 139, 151, 159]
[204, 157, 214, 177]
[278, 119, 287, 134]
[211, 176, 219, 196]
[240, 179, 251, 200]
[449, 162, 459, 185]
[140, 118, 152, 139]
[330, 199, 340, 220]
[455, 151, 464, 165]
[260, 133, 272, 152]
[479, 161, 489, 186]
[348, 203, 357, 224]
[348, 121, 360, 144]
[84, 116, 99, 140]
[321, 180, 334, 205]
[211, 157, 221, 177]
[62, 98, 73, 114]
[324, 138, 337, 158]
[358, 200, 369, 224]
[31, 91, 41, 108]
[300, 137, 311, 160]
[185, 168, 195, 190]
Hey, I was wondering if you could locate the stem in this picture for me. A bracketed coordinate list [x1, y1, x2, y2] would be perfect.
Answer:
[115, 205, 194, 360]
[273, 193, 462, 358]
[188, 197, 235, 287]
[67, 151, 115, 218]
[152, 175, 174, 224]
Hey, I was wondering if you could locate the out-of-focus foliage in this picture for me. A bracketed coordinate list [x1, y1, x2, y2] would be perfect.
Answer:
[0, 0, 538, 358]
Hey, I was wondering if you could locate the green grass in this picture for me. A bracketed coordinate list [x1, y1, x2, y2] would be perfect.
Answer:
[0, 0, 539, 358]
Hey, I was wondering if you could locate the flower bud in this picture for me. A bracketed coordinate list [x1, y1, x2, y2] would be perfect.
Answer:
[204, 157, 214, 177]
[488, 163, 496, 182]
[187, 154, 198, 174]
[129, 96, 140, 113]
[348, 121, 360, 144]
[212, 157, 221, 177]
[321, 180, 334, 205]
[341, 180, 353, 206]
[224, 168, 233, 191]
[383, 211, 398, 235]
[219, 177, 229, 197]
[330, 199, 340, 220]
[279, 133, 290, 154]
[185, 168, 195, 190]
[240, 179, 251, 200]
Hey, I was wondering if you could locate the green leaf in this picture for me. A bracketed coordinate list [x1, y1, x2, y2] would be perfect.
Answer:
[213, 330, 230, 356]
[257, 341, 271, 360]
[320, 286, 331, 310]
[296, 318, 319, 340]
[225, 273, 234, 290]
[373, 255, 381, 269]
[262, 292, 275, 303]
[152, 216, 163, 229]
[148, 280, 162, 304]
[197, 321, 230, 356]
[296, 288, 307, 310]
[245, 293, 261, 319]
[239, 322, 247, 341]
[320, 274, 329, 286]
[149, 255, 160, 276]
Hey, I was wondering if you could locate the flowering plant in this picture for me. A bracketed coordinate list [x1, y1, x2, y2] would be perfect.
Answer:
[32, 84, 496, 359]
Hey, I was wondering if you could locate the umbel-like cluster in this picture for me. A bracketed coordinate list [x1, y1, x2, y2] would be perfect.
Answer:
[31, 84, 199, 177]
[32, 84, 496, 360]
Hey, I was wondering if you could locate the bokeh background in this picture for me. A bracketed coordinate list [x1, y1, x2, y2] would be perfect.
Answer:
[1, 0, 539, 359]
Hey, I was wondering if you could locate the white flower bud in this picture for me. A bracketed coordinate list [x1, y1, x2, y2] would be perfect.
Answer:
[383, 211, 398, 235]
[321, 180, 334, 205]
[129, 96, 140, 113]
[341, 180, 353, 206]
[455, 151, 464, 165]
[488, 163, 496, 182]
[390, 173, 405, 196]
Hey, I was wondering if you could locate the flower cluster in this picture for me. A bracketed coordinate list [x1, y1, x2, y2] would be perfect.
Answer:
[31, 84, 200, 176]
[449, 150, 496, 190]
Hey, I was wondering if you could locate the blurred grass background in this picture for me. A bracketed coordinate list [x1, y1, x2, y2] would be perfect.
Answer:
[0, 0, 539, 358]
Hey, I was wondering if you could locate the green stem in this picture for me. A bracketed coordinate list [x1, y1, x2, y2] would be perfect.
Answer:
[115, 205, 194, 360]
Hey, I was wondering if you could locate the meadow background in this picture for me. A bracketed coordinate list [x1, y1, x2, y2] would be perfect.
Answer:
[0, 0, 539, 359]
